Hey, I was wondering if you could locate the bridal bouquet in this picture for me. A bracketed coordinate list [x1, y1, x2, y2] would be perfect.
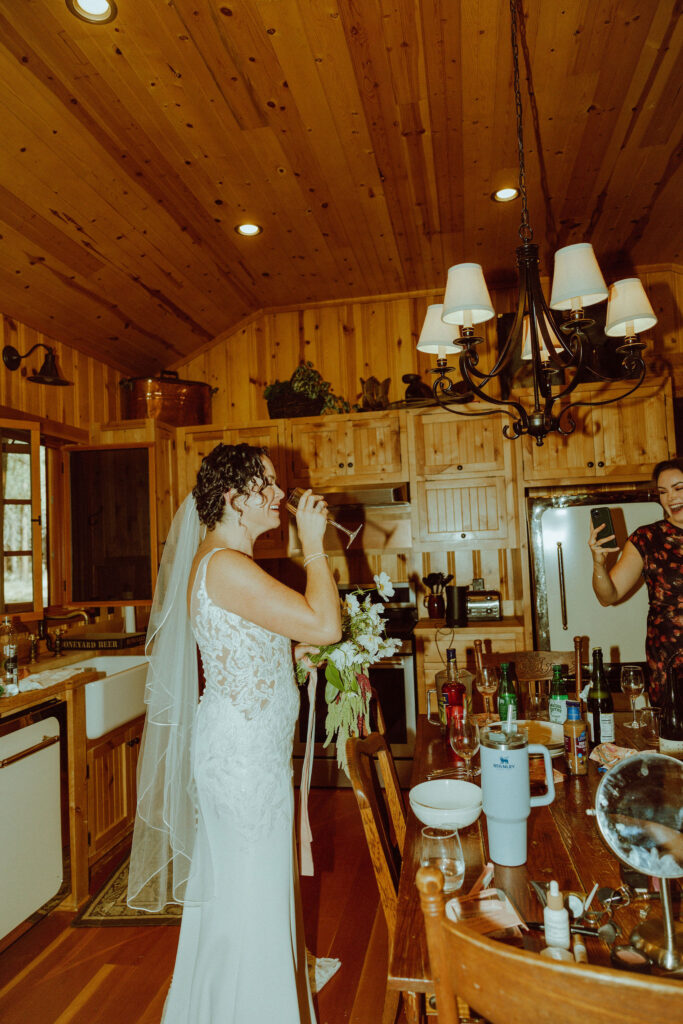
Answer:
[295, 572, 402, 776]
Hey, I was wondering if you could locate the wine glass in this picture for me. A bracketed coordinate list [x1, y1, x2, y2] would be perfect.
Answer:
[476, 666, 499, 723]
[620, 665, 645, 729]
[419, 826, 465, 893]
[449, 713, 480, 781]
[286, 487, 363, 549]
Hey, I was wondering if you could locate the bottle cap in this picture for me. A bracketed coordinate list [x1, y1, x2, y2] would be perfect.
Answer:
[546, 879, 564, 911]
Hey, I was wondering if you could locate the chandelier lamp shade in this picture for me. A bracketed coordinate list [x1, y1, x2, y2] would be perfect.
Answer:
[421, 0, 653, 446]
[2, 343, 73, 386]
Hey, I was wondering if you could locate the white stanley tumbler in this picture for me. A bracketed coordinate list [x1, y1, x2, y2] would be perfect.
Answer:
[480, 725, 555, 866]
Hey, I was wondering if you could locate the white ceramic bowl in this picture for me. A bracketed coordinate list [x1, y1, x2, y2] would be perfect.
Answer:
[409, 779, 483, 829]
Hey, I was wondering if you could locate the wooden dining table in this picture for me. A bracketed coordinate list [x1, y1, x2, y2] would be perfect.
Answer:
[388, 712, 679, 1016]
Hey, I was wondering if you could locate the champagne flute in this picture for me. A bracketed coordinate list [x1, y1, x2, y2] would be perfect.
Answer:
[620, 665, 645, 729]
[449, 713, 480, 781]
[476, 665, 499, 723]
[286, 487, 363, 549]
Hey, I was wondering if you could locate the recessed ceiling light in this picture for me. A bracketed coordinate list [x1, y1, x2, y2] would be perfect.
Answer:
[492, 186, 520, 203]
[66, 0, 118, 23]
[235, 223, 263, 236]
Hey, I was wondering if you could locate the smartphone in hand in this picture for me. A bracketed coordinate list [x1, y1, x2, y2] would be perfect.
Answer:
[590, 506, 616, 541]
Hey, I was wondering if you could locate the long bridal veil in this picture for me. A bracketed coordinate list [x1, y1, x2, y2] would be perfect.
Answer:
[127, 494, 207, 911]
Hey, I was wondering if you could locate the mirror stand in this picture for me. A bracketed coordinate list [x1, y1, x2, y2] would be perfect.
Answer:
[630, 878, 683, 971]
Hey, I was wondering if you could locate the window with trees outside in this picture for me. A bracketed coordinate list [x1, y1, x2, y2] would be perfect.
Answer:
[1, 421, 46, 616]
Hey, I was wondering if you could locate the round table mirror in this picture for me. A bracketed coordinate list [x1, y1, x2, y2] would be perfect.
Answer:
[595, 751, 683, 971]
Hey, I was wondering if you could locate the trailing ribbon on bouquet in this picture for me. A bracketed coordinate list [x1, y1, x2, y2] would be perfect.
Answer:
[299, 666, 318, 876]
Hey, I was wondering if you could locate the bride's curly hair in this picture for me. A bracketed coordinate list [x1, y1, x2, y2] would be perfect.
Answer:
[193, 442, 269, 530]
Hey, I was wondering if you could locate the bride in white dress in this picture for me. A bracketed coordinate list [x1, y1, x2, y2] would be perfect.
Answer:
[127, 443, 341, 1023]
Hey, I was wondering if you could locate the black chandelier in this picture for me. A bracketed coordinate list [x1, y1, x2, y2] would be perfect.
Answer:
[418, 0, 654, 446]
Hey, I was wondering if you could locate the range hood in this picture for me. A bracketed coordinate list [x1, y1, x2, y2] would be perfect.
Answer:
[325, 484, 410, 509]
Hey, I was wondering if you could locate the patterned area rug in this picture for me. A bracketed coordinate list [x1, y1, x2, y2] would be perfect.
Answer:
[73, 856, 181, 927]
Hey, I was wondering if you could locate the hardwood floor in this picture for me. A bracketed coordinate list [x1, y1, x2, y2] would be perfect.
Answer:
[0, 790, 409, 1024]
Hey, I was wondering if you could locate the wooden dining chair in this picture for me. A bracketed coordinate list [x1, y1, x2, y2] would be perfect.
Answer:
[416, 866, 681, 1024]
[473, 635, 586, 706]
[346, 731, 420, 1024]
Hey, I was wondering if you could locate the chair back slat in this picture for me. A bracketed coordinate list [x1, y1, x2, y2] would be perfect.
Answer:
[347, 732, 406, 940]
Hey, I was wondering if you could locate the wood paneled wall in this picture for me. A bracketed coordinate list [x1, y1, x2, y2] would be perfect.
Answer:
[172, 264, 682, 427]
[0, 314, 122, 435]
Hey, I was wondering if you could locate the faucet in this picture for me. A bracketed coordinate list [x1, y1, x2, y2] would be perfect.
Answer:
[38, 610, 92, 652]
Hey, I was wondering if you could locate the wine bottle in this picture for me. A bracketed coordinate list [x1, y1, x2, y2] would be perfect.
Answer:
[445, 648, 466, 708]
[497, 662, 518, 726]
[659, 655, 683, 759]
[586, 647, 614, 746]
[548, 664, 568, 724]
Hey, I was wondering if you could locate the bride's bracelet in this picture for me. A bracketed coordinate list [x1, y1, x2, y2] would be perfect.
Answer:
[303, 552, 329, 568]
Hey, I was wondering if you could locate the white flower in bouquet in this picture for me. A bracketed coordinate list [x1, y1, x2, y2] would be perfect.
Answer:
[295, 575, 402, 776]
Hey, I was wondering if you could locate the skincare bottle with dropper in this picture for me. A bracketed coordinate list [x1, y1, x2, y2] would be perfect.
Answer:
[543, 880, 570, 949]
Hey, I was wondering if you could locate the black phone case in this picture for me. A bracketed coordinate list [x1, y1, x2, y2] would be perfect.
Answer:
[590, 506, 615, 537]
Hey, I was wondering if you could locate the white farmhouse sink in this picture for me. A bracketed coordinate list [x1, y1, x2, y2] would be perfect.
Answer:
[77, 656, 149, 740]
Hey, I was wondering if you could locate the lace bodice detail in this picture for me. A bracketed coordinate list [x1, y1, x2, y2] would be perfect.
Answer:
[189, 549, 300, 841]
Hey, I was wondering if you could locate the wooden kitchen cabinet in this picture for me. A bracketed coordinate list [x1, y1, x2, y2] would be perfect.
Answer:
[287, 410, 406, 488]
[86, 714, 144, 866]
[177, 419, 289, 555]
[521, 382, 675, 483]
[414, 619, 526, 714]
[406, 406, 518, 549]
[408, 408, 508, 478]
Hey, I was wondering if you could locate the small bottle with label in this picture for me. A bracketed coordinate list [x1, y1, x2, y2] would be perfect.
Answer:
[497, 662, 518, 726]
[543, 880, 571, 949]
[0, 616, 18, 691]
[563, 700, 588, 775]
[548, 664, 568, 724]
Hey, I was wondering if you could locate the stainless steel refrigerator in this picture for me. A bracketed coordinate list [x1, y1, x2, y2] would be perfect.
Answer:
[528, 488, 661, 662]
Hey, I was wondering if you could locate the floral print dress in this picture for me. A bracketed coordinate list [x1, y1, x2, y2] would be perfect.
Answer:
[629, 519, 683, 705]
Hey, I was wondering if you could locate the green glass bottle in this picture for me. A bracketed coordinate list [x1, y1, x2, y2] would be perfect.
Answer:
[497, 661, 518, 726]
[548, 664, 568, 725]
[586, 647, 614, 747]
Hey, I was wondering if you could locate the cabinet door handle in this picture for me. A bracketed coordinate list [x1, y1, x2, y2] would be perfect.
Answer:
[557, 542, 568, 630]
[347, 462, 353, 468]
[597, 461, 604, 467]
[127, 737, 141, 748]
[587, 461, 594, 468]
[338, 462, 344, 468]
[457, 464, 463, 471]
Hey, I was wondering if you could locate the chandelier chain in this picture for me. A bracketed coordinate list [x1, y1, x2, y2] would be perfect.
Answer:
[510, 0, 532, 243]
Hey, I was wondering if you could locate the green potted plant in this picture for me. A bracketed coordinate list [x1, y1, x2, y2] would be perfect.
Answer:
[264, 361, 350, 418]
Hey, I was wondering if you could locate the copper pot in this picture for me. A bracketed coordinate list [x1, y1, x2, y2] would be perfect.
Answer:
[120, 371, 214, 426]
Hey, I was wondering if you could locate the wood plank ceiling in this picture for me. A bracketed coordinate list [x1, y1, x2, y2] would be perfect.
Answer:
[0, 0, 681, 376]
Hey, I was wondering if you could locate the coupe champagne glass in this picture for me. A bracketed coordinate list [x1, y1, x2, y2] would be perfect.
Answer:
[476, 665, 499, 723]
[286, 487, 362, 548]
[620, 665, 645, 730]
[449, 713, 480, 781]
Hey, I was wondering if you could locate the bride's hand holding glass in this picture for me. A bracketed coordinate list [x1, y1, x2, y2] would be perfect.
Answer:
[287, 487, 362, 549]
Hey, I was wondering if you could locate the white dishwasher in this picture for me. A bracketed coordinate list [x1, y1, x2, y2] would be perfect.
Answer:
[0, 701, 67, 942]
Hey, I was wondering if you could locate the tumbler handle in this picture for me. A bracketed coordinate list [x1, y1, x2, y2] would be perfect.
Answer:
[528, 743, 555, 807]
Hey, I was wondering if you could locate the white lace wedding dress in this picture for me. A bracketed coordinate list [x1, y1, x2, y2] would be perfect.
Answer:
[161, 548, 316, 1023]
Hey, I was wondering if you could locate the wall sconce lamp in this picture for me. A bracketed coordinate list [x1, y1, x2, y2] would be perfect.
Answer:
[2, 344, 73, 387]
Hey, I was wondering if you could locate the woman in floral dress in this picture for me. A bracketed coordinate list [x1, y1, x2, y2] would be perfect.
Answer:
[589, 457, 683, 704]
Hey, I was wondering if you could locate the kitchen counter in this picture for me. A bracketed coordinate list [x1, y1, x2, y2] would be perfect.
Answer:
[414, 615, 525, 634]
[0, 644, 146, 911]
[0, 646, 145, 718]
